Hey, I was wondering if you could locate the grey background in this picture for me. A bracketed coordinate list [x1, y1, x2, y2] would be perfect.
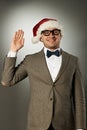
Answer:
[0, 0, 87, 130]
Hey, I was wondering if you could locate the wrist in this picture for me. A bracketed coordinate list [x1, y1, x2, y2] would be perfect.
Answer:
[10, 48, 18, 52]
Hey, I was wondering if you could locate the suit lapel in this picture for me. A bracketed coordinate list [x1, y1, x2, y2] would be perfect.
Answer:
[38, 49, 53, 84]
[54, 50, 70, 82]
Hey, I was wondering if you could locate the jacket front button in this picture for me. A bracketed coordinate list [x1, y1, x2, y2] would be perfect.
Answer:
[50, 98, 53, 101]
[53, 84, 55, 87]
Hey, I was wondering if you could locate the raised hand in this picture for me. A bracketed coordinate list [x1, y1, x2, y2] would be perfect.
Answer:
[10, 29, 25, 52]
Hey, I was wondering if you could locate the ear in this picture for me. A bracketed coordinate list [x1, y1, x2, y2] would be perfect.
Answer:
[40, 36, 43, 42]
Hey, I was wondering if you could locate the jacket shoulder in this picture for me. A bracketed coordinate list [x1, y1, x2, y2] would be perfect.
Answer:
[62, 50, 79, 61]
[24, 49, 43, 62]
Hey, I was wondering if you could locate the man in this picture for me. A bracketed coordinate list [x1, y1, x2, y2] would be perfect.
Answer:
[1, 18, 86, 130]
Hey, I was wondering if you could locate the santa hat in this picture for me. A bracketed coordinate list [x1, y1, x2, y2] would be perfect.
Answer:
[32, 18, 63, 43]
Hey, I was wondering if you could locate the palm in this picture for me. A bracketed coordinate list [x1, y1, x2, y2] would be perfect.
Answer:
[10, 29, 25, 52]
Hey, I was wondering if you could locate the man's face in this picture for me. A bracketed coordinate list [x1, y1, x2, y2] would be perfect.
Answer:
[40, 28, 62, 50]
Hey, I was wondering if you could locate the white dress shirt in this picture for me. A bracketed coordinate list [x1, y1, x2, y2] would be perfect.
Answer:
[44, 47, 62, 82]
[7, 49, 83, 130]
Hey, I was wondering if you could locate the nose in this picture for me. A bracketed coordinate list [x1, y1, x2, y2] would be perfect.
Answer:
[49, 32, 55, 37]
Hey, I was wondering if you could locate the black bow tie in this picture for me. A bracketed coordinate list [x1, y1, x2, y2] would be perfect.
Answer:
[47, 50, 60, 58]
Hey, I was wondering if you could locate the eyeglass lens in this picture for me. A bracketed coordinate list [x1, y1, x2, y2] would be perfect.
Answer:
[41, 29, 60, 36]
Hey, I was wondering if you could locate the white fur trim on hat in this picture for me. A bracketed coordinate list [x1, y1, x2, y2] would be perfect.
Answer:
[32, 34, 41, 44]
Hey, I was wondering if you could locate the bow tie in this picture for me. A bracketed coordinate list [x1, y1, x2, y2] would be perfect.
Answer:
[47, 50, 60, 58]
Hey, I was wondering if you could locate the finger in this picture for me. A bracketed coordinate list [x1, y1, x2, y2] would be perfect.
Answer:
[17, 29, 24, 39]
[19, 29, 24, 38]
[21, 38, 25, 46]
[13, 31, 17, 40]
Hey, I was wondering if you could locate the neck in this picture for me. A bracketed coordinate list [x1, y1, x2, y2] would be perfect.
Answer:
[45, 46, 60, 51]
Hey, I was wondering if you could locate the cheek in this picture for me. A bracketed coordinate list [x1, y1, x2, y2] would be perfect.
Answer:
[56, 36, 61, 41]
[41, 37, 47, 42]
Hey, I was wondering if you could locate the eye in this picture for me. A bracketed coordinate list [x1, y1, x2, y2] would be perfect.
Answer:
[41, 30, 50, 36]
[54, 29, 60, 35]
[44, 30, 50, 35]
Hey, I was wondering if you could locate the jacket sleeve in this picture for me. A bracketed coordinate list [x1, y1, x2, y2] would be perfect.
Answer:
[1, 56, 28, 87]
[74, 58, 86, 129]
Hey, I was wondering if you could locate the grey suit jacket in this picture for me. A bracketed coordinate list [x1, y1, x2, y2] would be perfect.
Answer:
[1, 49, 86, 130]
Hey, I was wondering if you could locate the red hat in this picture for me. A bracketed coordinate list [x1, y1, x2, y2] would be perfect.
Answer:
[32, 18, 63, 43]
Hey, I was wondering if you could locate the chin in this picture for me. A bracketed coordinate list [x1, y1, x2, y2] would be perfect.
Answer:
[48, 46, 58, 50]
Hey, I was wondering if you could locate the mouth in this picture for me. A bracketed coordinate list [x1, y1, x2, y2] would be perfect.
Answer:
[47, 38, 57, 43]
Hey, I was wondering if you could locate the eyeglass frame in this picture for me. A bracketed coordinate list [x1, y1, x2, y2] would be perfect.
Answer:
[41, 29, 61, 36]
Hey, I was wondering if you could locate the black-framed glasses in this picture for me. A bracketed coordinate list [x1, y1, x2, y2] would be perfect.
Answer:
[41, 29, 61, 36]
